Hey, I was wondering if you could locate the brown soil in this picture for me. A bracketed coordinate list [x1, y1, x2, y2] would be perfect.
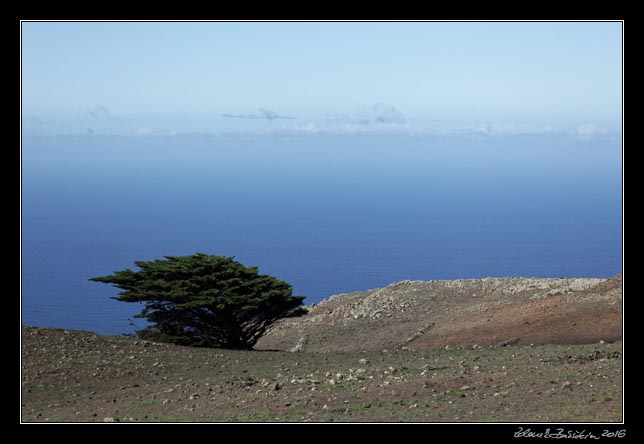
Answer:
[257, 275, 622, 352]
[21, 274, 623, 423]
[21, 326, 622, 423]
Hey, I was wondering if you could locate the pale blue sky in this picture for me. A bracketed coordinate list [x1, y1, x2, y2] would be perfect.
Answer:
[22, 21, 622, 136]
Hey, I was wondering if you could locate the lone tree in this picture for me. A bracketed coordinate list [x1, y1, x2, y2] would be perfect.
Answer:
[91, 253, 306, 349]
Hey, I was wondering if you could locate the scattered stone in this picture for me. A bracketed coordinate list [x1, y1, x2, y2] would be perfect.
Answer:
[498, 338, 520, 347]
[289, 335, 309, 353]
[20, 278, 622, 423]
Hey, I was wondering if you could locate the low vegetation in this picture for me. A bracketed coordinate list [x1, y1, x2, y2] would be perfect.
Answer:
[23, 273, 622, 422]
[21, 326, 622, 422]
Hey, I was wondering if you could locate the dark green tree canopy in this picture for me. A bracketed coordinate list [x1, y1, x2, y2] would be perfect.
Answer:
[91, 253, 305, 349]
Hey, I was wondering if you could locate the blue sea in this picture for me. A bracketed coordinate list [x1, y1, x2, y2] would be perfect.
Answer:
[21, 133, 622, 335]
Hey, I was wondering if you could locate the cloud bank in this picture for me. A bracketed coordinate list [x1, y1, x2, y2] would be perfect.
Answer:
[221, 108, 295, 121]
[573, 123, 608, 139]
[83, 105, 130, 124]
[280, 122, 417, 136]
[326, 103, 407, 126]
[261, 103, 416, 135]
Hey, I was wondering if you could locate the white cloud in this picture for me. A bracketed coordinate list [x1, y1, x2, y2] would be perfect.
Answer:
[284, 123, 322, 134]
[462, 123, 516, 136]
[269, 104, 417, 135]
[336, 122, 417, 134]
[82, 105, 130, 124]
[135, 127, 156, 135]
[221, 108, 295, 121]
[442, 122, 562, 137]
[573, 123, 607, 139]
[276, 121, 418, 135]
[326, 103, 407, 126]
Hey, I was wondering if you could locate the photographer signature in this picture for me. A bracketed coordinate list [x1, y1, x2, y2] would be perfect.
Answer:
[515, 427, 626, 439]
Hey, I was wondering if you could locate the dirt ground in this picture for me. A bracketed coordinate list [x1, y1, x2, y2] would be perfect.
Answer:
[21, 326, 622, 423]
[258, 275, 622, 352]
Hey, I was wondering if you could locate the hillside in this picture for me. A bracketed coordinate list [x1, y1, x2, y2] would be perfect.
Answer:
[22, 326, 622, 422]
[21, 274, 622, 422]
[257, 275, 622, 352]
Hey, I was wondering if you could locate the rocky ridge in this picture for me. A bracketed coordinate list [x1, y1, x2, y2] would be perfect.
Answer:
[257, 275, 622, 352]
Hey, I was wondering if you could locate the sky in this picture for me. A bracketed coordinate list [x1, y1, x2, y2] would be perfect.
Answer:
[21, 21, 623, 333]
[22, 21, 622, 137]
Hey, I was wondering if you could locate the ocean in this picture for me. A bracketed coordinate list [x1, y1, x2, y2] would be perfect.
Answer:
[21, 133, 622, 335]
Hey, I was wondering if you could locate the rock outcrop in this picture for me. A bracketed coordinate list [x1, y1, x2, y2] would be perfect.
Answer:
[257, 274, 622, 352]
